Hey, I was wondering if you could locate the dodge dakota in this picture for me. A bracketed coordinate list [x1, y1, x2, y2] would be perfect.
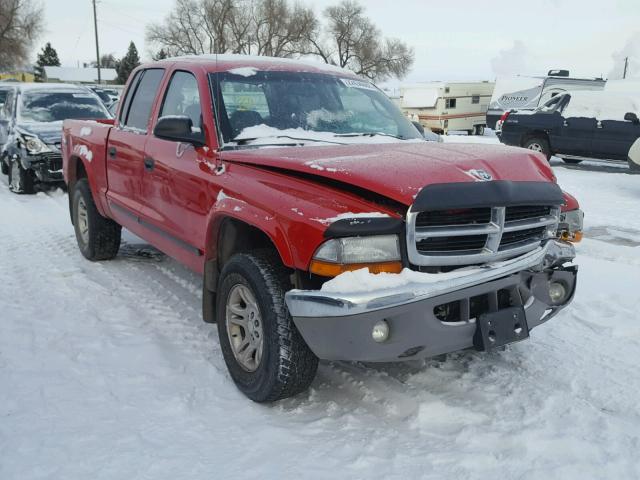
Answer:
[62, 55, 581, 402]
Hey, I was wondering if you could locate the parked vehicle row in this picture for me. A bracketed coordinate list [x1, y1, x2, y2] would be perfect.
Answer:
[60, 55, 581, 402]
[497, 90, 640, 171]
[0, 83, 111, 193]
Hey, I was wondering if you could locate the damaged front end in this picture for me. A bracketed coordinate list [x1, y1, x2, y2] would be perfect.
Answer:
[284, 180, 580, 362]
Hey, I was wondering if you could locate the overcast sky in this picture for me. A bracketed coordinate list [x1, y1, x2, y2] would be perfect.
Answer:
[36, 0, 640, 83]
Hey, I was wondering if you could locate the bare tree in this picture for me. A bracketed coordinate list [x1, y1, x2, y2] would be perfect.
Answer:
[146, 0, 316, 57]
[0, 0, 43, 69]
[312, 0, 413, 81]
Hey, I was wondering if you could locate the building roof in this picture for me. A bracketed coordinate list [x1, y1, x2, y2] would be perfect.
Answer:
[43, 66, 117, 83]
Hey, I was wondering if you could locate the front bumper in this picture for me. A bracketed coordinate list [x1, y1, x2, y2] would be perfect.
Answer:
[285, 240, 577, 362]
[25, 152, 63, 183]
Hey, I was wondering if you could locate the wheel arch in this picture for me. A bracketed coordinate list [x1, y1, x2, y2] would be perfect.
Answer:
[203, 212, 295, 293]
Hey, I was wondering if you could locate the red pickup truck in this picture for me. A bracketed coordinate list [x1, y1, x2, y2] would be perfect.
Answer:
[62, 55, 582, 402]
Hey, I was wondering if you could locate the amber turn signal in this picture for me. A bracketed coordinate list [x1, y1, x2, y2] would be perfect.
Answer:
[560, 231, 583, 243]
[309, 260, 403, 277]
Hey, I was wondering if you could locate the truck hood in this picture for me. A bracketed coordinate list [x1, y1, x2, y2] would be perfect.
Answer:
[221, 142, 556, 207]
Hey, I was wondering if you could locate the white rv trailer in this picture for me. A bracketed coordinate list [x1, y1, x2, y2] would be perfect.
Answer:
[486, 70, 606, 129]
[400, 81, 494, 135]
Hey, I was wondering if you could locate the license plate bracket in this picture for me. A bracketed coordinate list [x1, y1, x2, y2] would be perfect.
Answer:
[473, 306, 529, 351]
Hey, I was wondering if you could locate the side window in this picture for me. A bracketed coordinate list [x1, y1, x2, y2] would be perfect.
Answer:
[118, 70, 141, 125]
[160, 71, 202, 131]
[471, 95, 480, 104]
[446, 98, 457, 109]
[123, 69, 164, 131]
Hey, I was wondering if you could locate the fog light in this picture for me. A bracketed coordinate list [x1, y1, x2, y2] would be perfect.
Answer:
[372, 320, 390, 343]
[549, 281, 567, 304]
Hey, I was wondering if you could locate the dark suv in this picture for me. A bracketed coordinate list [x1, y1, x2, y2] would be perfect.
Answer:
[498, 91, 640, 169]
[0, 83, 111, 193]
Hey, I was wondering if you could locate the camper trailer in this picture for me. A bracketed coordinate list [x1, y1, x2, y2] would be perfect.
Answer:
[400, 82, 494, 135]
[487, 70, 606, 129]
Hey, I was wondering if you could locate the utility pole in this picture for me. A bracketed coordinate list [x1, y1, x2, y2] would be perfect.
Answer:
[623, 56, 629, 79]
[92, 0, 102, 84]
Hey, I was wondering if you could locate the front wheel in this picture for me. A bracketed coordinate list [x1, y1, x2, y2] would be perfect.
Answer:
[72, 178, 121, 260]
[523, 137, 551, 160]
[474, 125, 485, 136]
[8, 158, 34, 194]
[216, 250, 318, 402]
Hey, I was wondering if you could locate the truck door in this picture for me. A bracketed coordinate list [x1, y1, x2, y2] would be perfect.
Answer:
[551, 116, 596, 157]
[141, 70, 217, 263]
[106, 68, 165, 221]
[591, 117, 640, 160]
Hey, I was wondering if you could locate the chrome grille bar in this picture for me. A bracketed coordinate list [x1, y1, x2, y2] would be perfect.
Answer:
[407, 206, 559, 267]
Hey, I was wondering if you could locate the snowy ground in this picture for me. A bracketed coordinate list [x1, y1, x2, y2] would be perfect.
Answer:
[1, 138, 639, 479]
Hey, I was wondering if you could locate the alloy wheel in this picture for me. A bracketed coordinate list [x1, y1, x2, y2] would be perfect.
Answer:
[225, 284, 264, 372]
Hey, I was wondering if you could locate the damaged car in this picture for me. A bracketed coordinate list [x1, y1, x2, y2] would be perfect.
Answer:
[1, 83, 111, 194]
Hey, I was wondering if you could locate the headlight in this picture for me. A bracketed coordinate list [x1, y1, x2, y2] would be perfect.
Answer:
[557, 209, 584, 243]
[310, 235, 402, 277]
[19, 134, 51, 155]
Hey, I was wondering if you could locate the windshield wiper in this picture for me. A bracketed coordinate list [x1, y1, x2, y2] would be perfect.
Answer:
[233, 135, 347, 146]
[334, 132, 407, 140]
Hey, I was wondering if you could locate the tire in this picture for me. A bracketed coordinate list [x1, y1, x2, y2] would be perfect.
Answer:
[562, 158, 583, 165]
[8, 158, 35, 194]
[629, 158, 640, 174]
[1, 158, 8, 175]
[523, 137, 551, 160]
[216, 250, 318, 402]
[72, 178, 121, 261]
[474, 125, 485, 136]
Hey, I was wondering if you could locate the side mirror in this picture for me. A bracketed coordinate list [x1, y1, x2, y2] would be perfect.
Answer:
[624, 112, 639, 124]
[411, 120, 425, 136]
[153, 115, 204, 146]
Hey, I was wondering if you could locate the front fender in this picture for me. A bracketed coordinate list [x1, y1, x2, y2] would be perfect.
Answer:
[204, 193, 296, 268]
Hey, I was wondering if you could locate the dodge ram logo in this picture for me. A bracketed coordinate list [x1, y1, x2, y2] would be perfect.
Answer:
[465, 169, 493, 182]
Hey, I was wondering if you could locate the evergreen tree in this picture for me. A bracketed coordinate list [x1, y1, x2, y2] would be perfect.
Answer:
[152, 49, 169, 61]
[116, 42, 141, 84]
[34, 42, 61, 82]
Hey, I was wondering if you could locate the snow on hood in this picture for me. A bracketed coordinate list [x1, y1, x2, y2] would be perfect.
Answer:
[221, 142, 556, 207]
[16, 121, 63, 145]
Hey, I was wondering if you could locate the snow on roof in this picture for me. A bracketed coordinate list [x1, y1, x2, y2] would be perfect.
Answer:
[43, 66, 117, 83]
[563, 90, 640, 121]
[164, 54, 356, 77]
[16, 82, 94, 93]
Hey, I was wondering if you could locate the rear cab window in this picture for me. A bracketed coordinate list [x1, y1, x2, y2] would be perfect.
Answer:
[119, 68, 165, 132]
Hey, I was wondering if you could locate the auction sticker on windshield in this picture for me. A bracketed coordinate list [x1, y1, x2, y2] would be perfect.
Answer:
[340, 78, 377, 91]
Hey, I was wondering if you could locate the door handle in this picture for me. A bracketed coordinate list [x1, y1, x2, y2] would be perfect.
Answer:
[596, 121, 603, 129]
[144, 157, 155, 171]
[108, 146, 116, 158]
[563, 120, 569, 127]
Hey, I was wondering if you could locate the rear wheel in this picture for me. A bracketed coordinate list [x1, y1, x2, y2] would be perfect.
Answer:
[216, 250, 318, 402]
[523, 137, 551, 160]
[474, 125, 485, 136]
[8, 158, 34, 194]
[72, 178, 121, 260]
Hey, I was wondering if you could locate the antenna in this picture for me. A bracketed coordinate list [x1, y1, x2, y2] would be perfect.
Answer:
[92, 0, 102, 84]
[623, 57, 629, 79]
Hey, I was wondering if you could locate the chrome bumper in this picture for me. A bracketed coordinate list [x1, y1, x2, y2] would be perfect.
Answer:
[286, 240, 575, 319]
[285, 240, 577, 362]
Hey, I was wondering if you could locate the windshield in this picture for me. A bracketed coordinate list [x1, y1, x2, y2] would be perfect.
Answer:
[209, 71, 423, 146]
[18, 90, 110, 123]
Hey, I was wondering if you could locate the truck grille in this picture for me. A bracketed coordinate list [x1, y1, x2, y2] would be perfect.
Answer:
[42, 152, 63, 171]
[407, 205, 559, 266]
